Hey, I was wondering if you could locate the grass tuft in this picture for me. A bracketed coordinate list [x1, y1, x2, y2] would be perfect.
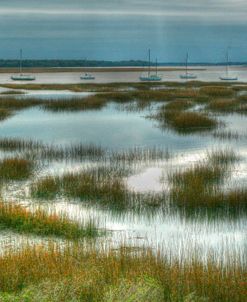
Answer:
[0, 201, 98, 239]
[0, 157, 33, 180]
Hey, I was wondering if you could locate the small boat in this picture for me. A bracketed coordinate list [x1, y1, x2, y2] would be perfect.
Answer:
[180, 53, 197, 79]
[11, 49, 36, 81]
[220, 49, 238, 81]
[140, 50, 162, 82]
[80, 73, 95, 80]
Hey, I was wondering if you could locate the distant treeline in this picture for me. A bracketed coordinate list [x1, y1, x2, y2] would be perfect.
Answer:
[0, 59, 246, 68]
[0, 60, 150, 68]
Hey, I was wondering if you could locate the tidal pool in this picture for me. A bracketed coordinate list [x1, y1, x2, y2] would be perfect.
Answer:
[0, 97, 246, 264]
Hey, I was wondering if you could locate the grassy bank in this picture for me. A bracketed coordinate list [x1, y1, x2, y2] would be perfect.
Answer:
[0, 243, 245, 302]
[0, 201, 98, 239]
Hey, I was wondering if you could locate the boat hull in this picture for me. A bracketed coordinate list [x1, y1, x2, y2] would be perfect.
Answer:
[139, 76, 162, 82]
[80, 74, 95, 80]
[11, 74, 35, 81]
[219, 76, 238, 81]
[180, 74, 197, 79]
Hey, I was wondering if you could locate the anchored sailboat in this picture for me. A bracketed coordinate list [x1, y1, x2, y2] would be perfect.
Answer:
[220, 49, 238, 81]
[140, 49, 162, 81]
[11, 49, 36, 81]
[180, 52, 197, 79]
[80, 73, 95, 80]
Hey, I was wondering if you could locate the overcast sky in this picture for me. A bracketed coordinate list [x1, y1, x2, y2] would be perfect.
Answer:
[0, 0, 246, 62]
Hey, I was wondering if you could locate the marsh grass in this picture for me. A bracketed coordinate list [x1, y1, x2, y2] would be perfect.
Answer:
[31, 176, 59, 199]
[207, 149, 239, 166]
[0, 201, 97, 239]
[110, 147, 170, 163]
[200, 86, 235, 97]
[0, 90, 25, 95]
[165, 99, 194, 111]
[212, 130, 241, 140]
[0, 138, 171, 164]
[169, 151, 246, 208]
[0, 108, 12, 121]
[0, 157, 33, 180]
[161, 111, 218, 133]
[0, 138, 105, 161]
[0, 138, 43, 151]
[31, 170, 128, 209]
[0, 97, 43, 110]
[0, 243, 245, 301]
[207, 98, 239, 112]
[42, 95, 107, 112]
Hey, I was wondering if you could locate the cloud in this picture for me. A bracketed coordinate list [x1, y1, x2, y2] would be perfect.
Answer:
[0, 0, 246, 24]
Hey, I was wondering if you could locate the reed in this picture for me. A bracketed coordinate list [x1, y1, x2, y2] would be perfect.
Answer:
[207, 149, 239, 166]
[0, 138, 105, 161]
[0, 201, 97, 239]
[0, 138, 42, 151]
[0, 243, 244, 301]
[31, 169, 128, 209]
[212, 130, 241, 140]
[0, 157, 33, 180]
[110, 146, 170, 163]
[169, 151, 246, 208]
[31, 176, 59, 199]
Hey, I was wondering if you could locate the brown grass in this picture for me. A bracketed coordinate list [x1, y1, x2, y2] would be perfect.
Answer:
[0, 243, 244, 301]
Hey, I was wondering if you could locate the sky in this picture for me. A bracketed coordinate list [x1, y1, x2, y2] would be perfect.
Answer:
[0, 0, 247, 62]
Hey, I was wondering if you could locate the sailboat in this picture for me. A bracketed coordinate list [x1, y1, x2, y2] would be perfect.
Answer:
[80, 73, 95, 80]
[139, 49, 162, 81]
[219, 49, 238, 81]
[11, 49, 36, 81]
[180, 52, 197, 79]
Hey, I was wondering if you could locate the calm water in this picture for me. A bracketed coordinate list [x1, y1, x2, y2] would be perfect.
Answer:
[0, 97, 246, 264]
[0, 65, 247, 84]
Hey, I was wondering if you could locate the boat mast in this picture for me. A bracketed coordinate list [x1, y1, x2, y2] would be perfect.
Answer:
[148, 49, 151, 77]
[226, 49, 229, 77]
[156, 58, 158, 76]
[186, 52, 188, 76]
[19, 49, 23, 74]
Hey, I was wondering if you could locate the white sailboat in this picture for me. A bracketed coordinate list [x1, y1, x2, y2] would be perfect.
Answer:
[219, 49, 238, 81]
[180, 52, 197, 79]
[80, 73, 95, 80]
[11, 49, 36, 81]
[140, 49, 162, 81]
